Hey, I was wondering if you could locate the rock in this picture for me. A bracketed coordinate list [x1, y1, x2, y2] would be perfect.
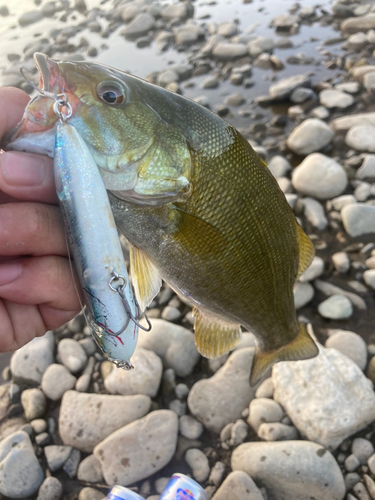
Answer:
[121, 4, 141, 23]
[104, 348, 162, 397]
[341, 204, 375, 237]
[345, 454, 360, 472]
[355, 182, 371, 202]
[314, 280, 366, 311]
[10, 331, 54, 385]
[58, 339, 87, 373]
[272, 14, 299, 32]
[94, 410, 178, 486]
[188, 348, 257, 433]
[41, 364, 76, 401]
[368, 454, 375, 475]
[257, 422, 298, 441]
[267, 156, 291, 178]
[332, 252, 350, 273]
[294, 282, 315, 309]
[232, 441, 345, 500]
[342, 14, 375, 34]
[357, 156, 375, 180]
[209, 461, 226, 487]
[225, 93, 245, 106]
[253, 53, 272, 70]
[0, 430, 44, 497]
[364, 71, 375, 91]
[200, 76, 219, 90]
[78, 487, 103, 500]
[346, 125, 375, 152]
[217, 22, 238, 37]
[248, 398, 284, 432]
[331, 195, 357, 211]
[352, 438, 374, 465]
[335, 82, 360, 94]
[290, 87, 315, 104]
[353, 482, 371, 500]
[173, 25, 204, 46]
[122, 13, 155, 38]
[35, 432, 50, 447]
[212, 43, 248, 61]
[325, 331, 367, 370]
[21, 388, 46, 420]
[332, 112, 375, 131]
[18, 10, 43, 26]
[247, 37, 275, 57]
[255, 377, 274, 399]
[77, 454, 103, 483]
[36, 477, 62, 500]
[230, 419, 248, 446]
[62, 448, 80, 478]
[269, 74, 311, 101]
[138, 319, 199, 377]
[319, 89, 354, 109]
[299, 256, 325, 282]
[287, 119, 334, 156]
[311, 106, 330, 120]
[44, 445, 72, 472]
[31, 419, 47, 434]
[364, 475, 375, 500]
[75, 373, 91, 392]
[364, 269, 375, 290]
[303, 198, 328, 231]
[179, 415, 204, 440]
[59, 391, 151, 453]
[318, 294, 353, 320]
[346, 32, 368, 51]
[185, 448, 210, 482]
[212, 470, 264, 500]
[157, 69, 179, 88]
[161, 3, 188, 20]
[273, 347, 375, 450]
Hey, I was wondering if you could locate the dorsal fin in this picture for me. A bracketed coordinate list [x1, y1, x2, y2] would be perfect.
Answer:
[129, 245, 162, 312]
[193, 307, 242, 358]
[295, 221, 315, 278]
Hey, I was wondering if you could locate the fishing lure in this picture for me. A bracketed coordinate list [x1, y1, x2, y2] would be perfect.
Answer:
[52, 94, 149, 369]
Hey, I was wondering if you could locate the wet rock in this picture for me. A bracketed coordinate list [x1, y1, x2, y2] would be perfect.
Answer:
[121, 4, 141, 23]
[272, 14, 299, 32]
[253, 53, 272, 70]
[292, 153, 347, 200]
[318, 294, 353, 320]
[303, 198, 328, 231]
[335, 82, 360, 94]
[10, 331, 54, 385]
[290, 87, 315, 104]
[364, 71, 375, 92]
[104, 348, 162, 397]
[314, 280, 366, 312]
[341, 204, 375, 237]
[188, 348, 256, 433]
[36, 477, 62, 500]
[58, 338, 87, 374]
[346, 125, 375, 152]
[174, 25, 204, 46]
[161, 3, 188, 20]
[232, 441, 345, 500]
[94, 410, 178, 486]
[77, 454, 103, 483]
[287, 119, 334, 156]
[269, 74, 311, 101]
[342, 14, 375, 34]
[332, 252, 350, 273]
[200, 34, 225, 56]
[185, 448, 210, 482]
[19, 389, 45, 423]
[356, 155, 375, 180]
[217, 22, 238, 37]
[200, 76, 219, 89]
[59, 391, 151, 452]
[41, 364, 77, 401]
[273, 347, 375, 450]
[138, 319, 199, 377]
[346, 32, 368, 51]
[212, 43, 248, 61]
[332, 112, 375, 131]
[212, 470, 264, 500]
[294, 282, 315, 309]
[122, 13, 155, 38]
[248, 398, 284, 432]
[19, 10, 43, 27]
[44, 445, 72, 472]
[225, 93, 245, 106]
[247, 37, 274, 57]
[325, 331, 367, 371]
[0, 430, 44, 497]
[364, 269, 375, 290]
[299, 256, 325, 282]
[319, 89, 354, 109]
[179, 415, 204, 440]
[157, 69, 179, 87]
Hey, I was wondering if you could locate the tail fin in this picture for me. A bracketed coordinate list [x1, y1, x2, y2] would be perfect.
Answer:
[249, 323, 319, 386]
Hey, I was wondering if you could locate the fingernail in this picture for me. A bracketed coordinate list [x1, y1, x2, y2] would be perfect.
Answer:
[0, 262, 21, 286]
[0, 152, 44, 187]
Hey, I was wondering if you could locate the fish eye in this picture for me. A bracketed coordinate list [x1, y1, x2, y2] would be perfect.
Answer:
[97, 82, 125, 105]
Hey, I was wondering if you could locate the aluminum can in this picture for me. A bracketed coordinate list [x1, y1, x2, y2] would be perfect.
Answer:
[106, 485, 146, 500]
[159, 473, 208, 500]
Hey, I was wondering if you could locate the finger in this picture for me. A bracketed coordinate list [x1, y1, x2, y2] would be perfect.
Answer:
[0, 202, 67, 257]
[0, 151, 57, 204]
[0, 87, 30, 140]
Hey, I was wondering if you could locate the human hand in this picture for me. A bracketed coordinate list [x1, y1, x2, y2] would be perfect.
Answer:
[0, 87, 81, 352]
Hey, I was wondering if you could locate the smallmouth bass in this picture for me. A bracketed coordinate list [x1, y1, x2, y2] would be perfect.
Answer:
[5, 53, 318, 384]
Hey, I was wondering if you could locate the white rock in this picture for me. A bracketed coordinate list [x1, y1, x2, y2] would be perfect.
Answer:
[273, 347, 375, 450]
[104, 348, 162, 397]
[364, 269, 375, 290]
[267, 155, 291, 178]
[247, 37, 274, 57]
[364, 71, 375, 91]
[0, 430, 44, 497]
[332, 112, 375, 131]
[292, 154, 347, 200]
[208, 461, 226, 487]
[299, 256, 324, 282]
[342, 14, 375, 34]
[248, 398, 284, 432]
[269, 74, 311, 101]
[212, 470, 264, 500]
[94, 410, 178, 486]
[331, 195, 357, 211]
[185, 448, 210, 482]
[325, 330, 367, 371]
[122, 13, 155, 37]
[59, 391, 151, 452]
[341, 204, 375, 237]
[77, 454, 103, 483]
[212, 43, 248, 61]
[230, 419, 248, 446]
[217, 22, 238, 37]
[21, 388, 46, 420]
[287, 119, 334, 156]
[161, 3, 188, 20]
[318, 294, 353, 320]
[320, 89, 354, 109]
[356, 155, 375, 180]
[257, 422, 298, 441]
[10, 331, 54, 385]
[138, 319, 199, 377]
[346, 125, 375, 152]
[58, 339, 87, 373]
[335, 82, 360, 94]
[352, 438, 374, 465]
[291, 87, 315, 104]
[303, 198, 328, 230]
[354, 181, 371, 201]
[294, 282, 314, 309]
[332, 252, 350, 273]
[188, 348, 256, 433]
[179, 415, 204, 440]
[41, 364, 76, 401]
[232, 441, 346, 500]
[36, 477, 63, 500]
[255, 377, 274, 399]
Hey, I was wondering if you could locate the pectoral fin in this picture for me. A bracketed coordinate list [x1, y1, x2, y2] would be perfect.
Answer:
[129, 245, 162, 312]
[295, 221, 315, 278]
[249, 322, 319, 386]
[193, 308, 242, 358]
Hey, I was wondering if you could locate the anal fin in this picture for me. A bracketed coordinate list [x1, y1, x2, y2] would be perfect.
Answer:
[249, 322, 319, 386]
[129, 245, 162, 312]
[193, 307, 241, 358]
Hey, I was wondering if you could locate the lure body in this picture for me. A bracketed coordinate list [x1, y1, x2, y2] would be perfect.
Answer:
[54, 120, 138, 368]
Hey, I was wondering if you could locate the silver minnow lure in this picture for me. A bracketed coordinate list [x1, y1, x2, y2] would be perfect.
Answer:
[54, 118, 139, 369]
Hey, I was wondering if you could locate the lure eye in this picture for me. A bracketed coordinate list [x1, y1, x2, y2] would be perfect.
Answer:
[97, 83, 125, 105]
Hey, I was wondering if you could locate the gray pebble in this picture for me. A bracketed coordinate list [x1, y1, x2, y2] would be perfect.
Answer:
[211, 470, 263, 500]
[255, 377, 274, 399]
[325, 331, 367, 370]
[319, 89, 354, 109]
[293, 282, 315, 309]
[78, 338, 97, 357]
[220, 423, 233, 443]
[212, 43, 248, 61]
[332, 252, 350, 273]
[299, 256, 324, 282]
[161, 306, 181, 322]
[155, 477, 170, 494]
[36, 477, 63, 500]
[352, 438, 375, 464]
[35, 432, 50, 447]
[364, 270, 375, 290]
[185, 448, 210, 482]
[290, 87, 315, 104]
[77, 454, 103, 483]
[364, 474, 375, 499]
[75, 373, 91, 393]
[19, 10, 43, 26]
[209, 461, 226, 487]
[175, 383, 189, 399]
[180, 415, 204, 440]
[44, 445, 73, 472]
[230, 419, 248, 446]
[225, 93, 245, 107]
[21, 389, 47, 420]
[200, 76, 219, 90]
[78, 487, 103, 500]
[318, 294, 353, 320]
[169, 399, 187, 416]
[267, 156, 291, 179]
[63, 448, 81, 478]
[41, 364, 77, 401]
[303, 198, 328, 231]
[345, 453, 361, 472]
[367, 453, 375, 475]
[257, 422, 298, 441]
[345, 472, 361, 491]
[287, 119, 334, 156]
[248, 398, 284, 432]
[353, 482, 371, 500]
[342, 204, 375, 237]
[58, 339, 88, 373]
[31, 419, 47, 434]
